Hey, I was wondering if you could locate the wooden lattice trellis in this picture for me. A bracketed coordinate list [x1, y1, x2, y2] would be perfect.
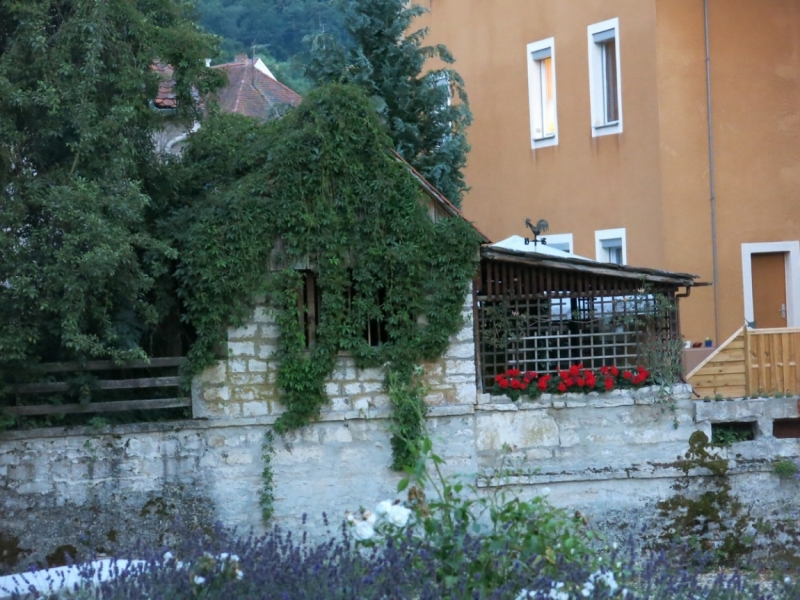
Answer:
[475, 249, 694, 392]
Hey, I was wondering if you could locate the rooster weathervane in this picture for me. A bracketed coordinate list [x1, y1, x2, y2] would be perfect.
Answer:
[524, 218, 549, 247]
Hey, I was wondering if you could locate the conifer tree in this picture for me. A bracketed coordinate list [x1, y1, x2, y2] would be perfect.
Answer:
[304, 0, 472, 207]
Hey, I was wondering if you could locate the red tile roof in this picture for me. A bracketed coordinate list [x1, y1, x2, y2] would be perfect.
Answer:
[151, 57, 302, 118]
[211, 58, 302, 119]
[152, 62, 177, 109]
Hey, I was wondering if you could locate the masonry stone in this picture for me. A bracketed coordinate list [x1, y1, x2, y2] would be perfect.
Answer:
[229, 324, 258, 339]
[5, 296, 800, 573]
[227, 341, 255, 356]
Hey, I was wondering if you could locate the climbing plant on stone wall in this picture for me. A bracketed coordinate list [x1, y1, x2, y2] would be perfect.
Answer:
[169, 84, 480, 469]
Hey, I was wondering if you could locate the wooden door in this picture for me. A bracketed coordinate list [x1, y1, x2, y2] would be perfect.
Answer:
[751, 252, 787, 328]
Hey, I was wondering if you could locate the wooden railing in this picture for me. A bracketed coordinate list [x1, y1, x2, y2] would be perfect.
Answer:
[744, 327, 800, 396]
[2, 357, 190, 417]
[687, 327, 800, 398]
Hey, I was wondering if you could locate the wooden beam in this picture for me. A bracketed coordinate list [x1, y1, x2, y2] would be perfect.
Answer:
[30, 357, 186, 373]
[5, 397, 191, 416]
[480, 248, 697, 286]
[8, 376, 181, 395]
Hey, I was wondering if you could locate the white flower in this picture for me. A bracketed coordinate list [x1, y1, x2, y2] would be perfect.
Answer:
[236, 569, 244, 580]
[386, 504, 412, 527]
[162, 552, 174, 562]
[518, 583, 567, 600]
[586, 569, 619, 594]
[219, 553, 229, 561]
[194, 576, 206, 585]
[375, 500, 393, 517]
[547, 582, 568, 600]
[353, 520, 376, 541]
[363, 510, 377, 526]
[785, 576, 792, 584]
[540, 487, 551, 497]
[230, 555, 239, 563]
[346, 512, 356, 524]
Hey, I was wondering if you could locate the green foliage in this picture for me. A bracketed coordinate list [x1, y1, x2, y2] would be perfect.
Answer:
[394, 434, 599, 594]
[195, 0, 345, 62]
[256, 52, 313, 96]
[173, 83, 479, 464]
[657, 431, 757, 565]
[772, 458, 799, 479]
[260, 430, 275, 523]
[305, 0, 472, 206]
[711, 423, 754, 446]
[387, 367, 427, 471]
[0, 0, 222, 367]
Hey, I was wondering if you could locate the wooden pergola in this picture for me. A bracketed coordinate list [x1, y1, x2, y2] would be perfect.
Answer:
[474, 246, 698, 392]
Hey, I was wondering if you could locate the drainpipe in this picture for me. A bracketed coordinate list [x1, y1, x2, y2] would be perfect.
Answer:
[703, 0, 721, 346]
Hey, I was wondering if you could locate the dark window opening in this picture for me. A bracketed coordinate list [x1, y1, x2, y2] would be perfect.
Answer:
[300, 270, 321, 348]
[364, 287, 390, 347]
[299, 271, 389, 348]
[711, 421, 756, 445]
[773, 418, 800, 439]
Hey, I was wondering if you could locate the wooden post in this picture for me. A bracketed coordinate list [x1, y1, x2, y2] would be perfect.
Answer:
[744, 326, 752, 396]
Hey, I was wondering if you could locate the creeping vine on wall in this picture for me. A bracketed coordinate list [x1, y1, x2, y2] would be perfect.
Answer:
[172, 84, 480, 468]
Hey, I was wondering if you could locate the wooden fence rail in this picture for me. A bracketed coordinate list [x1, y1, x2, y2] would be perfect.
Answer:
[745, 327, 800, 396]
[2, 357, 190, 417]
[687, 327, 800, 398]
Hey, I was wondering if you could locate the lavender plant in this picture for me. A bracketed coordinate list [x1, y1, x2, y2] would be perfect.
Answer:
[6, 524, 800, 599]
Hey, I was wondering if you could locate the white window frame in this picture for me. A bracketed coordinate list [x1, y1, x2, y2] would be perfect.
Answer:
[595, 228, 627, 265]
[544, 233, 573, 253]
[741, 241, 800, 328]
[587, 18, 622, 137]
[526, 37, 558, 149]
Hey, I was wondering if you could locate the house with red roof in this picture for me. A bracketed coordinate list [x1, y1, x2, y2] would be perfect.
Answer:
[153, 54, 302, 154]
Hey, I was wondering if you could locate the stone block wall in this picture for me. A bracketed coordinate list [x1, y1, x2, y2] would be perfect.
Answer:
[192, 296, 477, 420]
[4, 391, 800, 572]
[4, 290, 800, 572]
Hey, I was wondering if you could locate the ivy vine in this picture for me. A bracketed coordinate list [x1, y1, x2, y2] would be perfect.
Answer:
[171, 84, 480, 469]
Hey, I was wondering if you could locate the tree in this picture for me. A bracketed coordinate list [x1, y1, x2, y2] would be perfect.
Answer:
[0, 0, 222, 365]
[194, 0, 345, 62]
[304, 0, 472, 207]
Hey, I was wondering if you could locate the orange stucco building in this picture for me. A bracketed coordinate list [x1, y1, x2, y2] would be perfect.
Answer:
[417, 0, 800, 347]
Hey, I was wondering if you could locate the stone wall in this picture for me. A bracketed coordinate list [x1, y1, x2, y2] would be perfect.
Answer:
[192, 298, 477, 420]
[3, 297, 800, 571]
[3, 391, 800, 572]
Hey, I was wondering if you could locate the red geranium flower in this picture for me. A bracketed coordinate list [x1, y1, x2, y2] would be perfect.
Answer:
[538, 379, 548, 391]
[495, 374, 507, 383]
[599, 366, 609, 375]
[569, 365, 580, 377]
[576, 377, 585, 387]
[498, 379, 509, 389]
[565, 377, 574, 387]
[559, 370, 568, 380]
[610, 366, 619, 376]
[604, 377, 613, 391]
[520, 383, 528, 391]
[510, 379, 522, 390]
[623, 370, 632, 380]
[507, 368, 521, 377]
[558, 382, 567, 393]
